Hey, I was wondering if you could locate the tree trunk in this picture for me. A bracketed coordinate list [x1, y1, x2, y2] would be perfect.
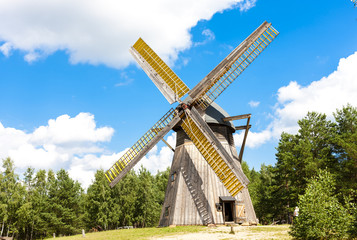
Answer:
[0, 221, 4, 236]
[30, 220, 34, 240]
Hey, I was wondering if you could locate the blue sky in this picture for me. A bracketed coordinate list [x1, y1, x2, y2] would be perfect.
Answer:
[1, 0, 357, 188]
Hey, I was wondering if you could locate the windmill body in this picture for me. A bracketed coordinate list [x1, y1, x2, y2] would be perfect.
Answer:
[159, 103, 256, 226]
[104, 21, 278, 226]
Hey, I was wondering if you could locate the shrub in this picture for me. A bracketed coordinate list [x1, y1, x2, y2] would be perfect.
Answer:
[289, 169, 353, 239]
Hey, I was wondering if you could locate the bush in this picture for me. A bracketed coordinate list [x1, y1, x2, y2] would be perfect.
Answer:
[289, 170, 353, 240]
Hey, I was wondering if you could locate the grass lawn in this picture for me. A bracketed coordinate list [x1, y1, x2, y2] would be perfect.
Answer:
[54, 226, 205, 240]
[54, 224, 291, 240]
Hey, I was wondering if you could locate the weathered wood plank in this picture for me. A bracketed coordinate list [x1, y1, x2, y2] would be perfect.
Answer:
[238, 115, 251, 162]
[235, 125, 251, 131]
[222, 114, 251, 122]
[130, 47, 178, 104]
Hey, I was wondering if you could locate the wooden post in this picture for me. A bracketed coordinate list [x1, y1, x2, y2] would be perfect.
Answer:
[53, 233, 55, 238]
[82, 229, 85, 238]
[229, 224, 235, 234]
[238, 115, 251, 162]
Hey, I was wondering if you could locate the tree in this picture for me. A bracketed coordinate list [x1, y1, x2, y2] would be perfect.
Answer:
[333, 104, 357, 195]
[85, 169, 114, 230]
[274, 112, 337, 223]
[154, 167, 170, 207]
[0, 158, 24, 238]
[46, 169, 83, 236]
[16, 167, 35, 240]
[254, 164, 277, 224]
[32, 169, 50, 239]
[290, 170, 353, 240]
[242, 161, 262, 218]
[114, 170, 138, 227]
[135, 166, 161, 227]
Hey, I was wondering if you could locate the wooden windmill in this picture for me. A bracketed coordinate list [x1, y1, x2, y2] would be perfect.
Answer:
[105, 21, 279, 226]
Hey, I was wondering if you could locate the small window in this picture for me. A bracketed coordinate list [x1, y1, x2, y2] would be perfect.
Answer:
[171, 172, 176, 182]
[216, 203, 222, 212]
[164, 206, 170, 217]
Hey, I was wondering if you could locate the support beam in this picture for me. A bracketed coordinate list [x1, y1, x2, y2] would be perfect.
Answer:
[222, 114, 251, 122]
[162, 138, 175, 152]
[238, 116, 251, 162]
[235, 125, 251, 131]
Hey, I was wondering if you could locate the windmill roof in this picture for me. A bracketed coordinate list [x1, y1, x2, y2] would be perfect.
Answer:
[204, 102, 235, 130]
[219, 196, 236, 202]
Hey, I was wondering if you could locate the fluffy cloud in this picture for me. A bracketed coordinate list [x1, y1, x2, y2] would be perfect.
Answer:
[0, 0, 253, 68]
[248, 100, 260, 108]
[0, 115, 177, 189]
[0, 113, 114, 188]
[67, 132, 176, 188]
[234, 129, 271, 149]
[235, 51, 357, 148]
[135, 132, 176, 173]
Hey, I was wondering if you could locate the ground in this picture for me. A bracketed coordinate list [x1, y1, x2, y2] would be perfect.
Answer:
[55, 225, 291, 240]
[153, 225, 291, 240]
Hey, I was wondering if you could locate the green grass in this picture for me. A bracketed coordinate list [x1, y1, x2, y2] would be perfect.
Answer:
[247, 224, 291, 232]
[54, 225, 292, 240]
[54, 226, 205, 240]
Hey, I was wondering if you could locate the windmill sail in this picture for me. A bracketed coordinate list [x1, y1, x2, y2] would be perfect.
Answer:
[180, 106, 249, 196]
[188, 21, 279, 110]
[105, 108, 180, 187]
[130, 38, 190, 104]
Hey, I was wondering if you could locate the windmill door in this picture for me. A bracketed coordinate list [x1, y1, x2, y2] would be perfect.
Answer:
[236, 201, 246, 223]
[219, 196, 236, 223]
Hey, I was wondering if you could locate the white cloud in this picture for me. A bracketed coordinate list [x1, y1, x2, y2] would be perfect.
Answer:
[238, 0, 257, 12]
[236, 51, 357, 148]
[68, 151, 126, 189]
[0, 42, 12, 57]
[69, 131, 177, 189]
[248, 100, 260, 108]
[0, 116, 177, 189]
[272, 51, 357, 137]
[202, 29, 215, 41]
[0, 113, 114, 188]
[31, 113, 113, 146]
[115, 72, 134, 87]
[135, 132, 176, 174]
[194, 29, 216, 47]
[234, 129, 271, 149]
[0, 0, 254, 68]
[24, 51, 41, 63]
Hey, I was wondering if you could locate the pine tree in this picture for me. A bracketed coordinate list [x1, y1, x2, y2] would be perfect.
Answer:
[0, 158, 24, 238]
[46, 169, 83, 236]
[135, 166, 160, 227]
[333, 104, 357, 195]
[16, 167, 35, 239]
[32, 169, 50, 239]
[274, 112, 337, 223]
[85, 169, 114, 230]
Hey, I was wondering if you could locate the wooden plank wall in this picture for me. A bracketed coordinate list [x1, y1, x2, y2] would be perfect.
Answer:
[159, 124, 257, 226]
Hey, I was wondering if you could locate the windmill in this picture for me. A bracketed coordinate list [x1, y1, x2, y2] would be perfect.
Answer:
[105, 21, 279, 225]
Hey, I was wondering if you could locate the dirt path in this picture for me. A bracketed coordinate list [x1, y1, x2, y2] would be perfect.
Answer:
[153, 225, 291, 240]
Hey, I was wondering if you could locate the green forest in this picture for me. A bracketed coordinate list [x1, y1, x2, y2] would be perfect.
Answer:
[1, 105, 356, 239]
